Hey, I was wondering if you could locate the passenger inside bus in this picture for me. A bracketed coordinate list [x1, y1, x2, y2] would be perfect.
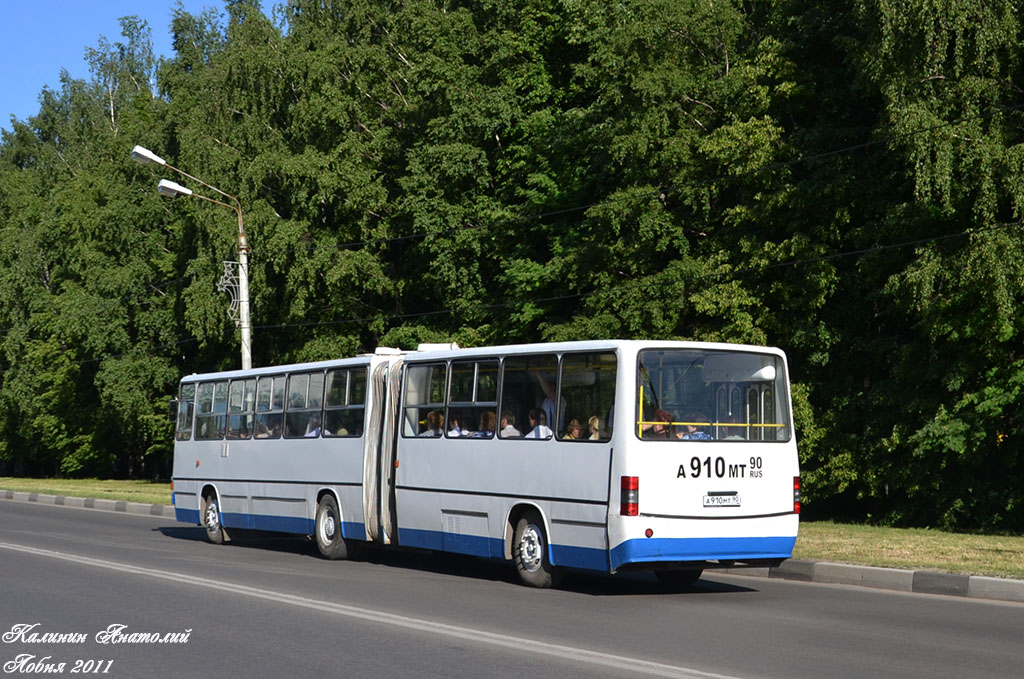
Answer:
[418, 410, 443, 437]
[254, 418, 280, 439]
[499, 411, 521, 438]
[471, 411, 495, 438]
[526, 408, 553, 439]
[447, 410, 467, 437]
[720, 416, 746, 440]
[531, 370, 566, 434]
[678, 411, 713, 440]
[645, 409, 676, 440]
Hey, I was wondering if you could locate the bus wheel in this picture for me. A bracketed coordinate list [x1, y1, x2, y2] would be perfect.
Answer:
[513, 511, 561, 588]
[202, 493, 227, 545]
[655, 569, 703, 591]
[316, 495, 354, 560]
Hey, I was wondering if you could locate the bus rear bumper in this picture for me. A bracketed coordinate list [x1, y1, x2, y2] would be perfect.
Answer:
[610, 535, 796, 572]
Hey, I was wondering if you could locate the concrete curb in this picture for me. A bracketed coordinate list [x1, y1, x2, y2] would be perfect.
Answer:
[3, 490, 1023, 603]
[723, 559, 1024, 603]
[1, 489, 176, 519]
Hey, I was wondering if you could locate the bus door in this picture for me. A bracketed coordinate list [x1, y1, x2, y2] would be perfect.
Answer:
[378, 358, 403, 544]
[362, 355, 403, 545]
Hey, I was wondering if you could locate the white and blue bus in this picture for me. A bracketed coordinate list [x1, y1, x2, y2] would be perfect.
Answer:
[171, 340, 800, 588]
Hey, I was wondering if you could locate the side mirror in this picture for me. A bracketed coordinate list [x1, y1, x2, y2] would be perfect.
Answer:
[168, 399, 179, 423]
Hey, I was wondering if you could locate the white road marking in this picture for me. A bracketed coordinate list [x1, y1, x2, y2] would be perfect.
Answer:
[0, 541, 744, 679]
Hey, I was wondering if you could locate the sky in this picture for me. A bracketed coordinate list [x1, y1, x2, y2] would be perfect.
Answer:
[0, 1, 230, 134]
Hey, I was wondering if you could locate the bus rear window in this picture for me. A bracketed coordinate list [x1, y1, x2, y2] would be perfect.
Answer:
[636, 350, 790, 442]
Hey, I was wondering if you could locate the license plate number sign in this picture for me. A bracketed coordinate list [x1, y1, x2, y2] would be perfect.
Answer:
[703, 494, 741, 507]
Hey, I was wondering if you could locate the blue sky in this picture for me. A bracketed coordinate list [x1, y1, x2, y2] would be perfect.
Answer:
[0, 1, 234, 133]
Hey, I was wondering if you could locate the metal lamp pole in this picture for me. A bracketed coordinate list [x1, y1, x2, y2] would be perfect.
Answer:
[132, 146, 252, 370]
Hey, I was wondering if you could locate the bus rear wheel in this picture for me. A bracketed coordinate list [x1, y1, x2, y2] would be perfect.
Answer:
[202, 492, 227, 545]
[655, 569, 703, 591]
[513, 511, 561, 588]
[316, 495, 356, 560]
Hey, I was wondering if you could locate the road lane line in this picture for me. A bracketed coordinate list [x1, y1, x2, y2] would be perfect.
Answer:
[1, 541, 743, 679]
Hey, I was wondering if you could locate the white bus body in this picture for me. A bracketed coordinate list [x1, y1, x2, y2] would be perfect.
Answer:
[171, 340, 799, 587]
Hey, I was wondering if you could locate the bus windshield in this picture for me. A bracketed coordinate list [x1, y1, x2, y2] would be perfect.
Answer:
[636, 349, 790, 442]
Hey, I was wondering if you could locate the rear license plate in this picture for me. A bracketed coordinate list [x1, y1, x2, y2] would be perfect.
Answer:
[703, 494, 741, 507]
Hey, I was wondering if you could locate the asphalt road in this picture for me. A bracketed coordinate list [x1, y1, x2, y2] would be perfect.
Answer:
[1, 499, 1021, 679]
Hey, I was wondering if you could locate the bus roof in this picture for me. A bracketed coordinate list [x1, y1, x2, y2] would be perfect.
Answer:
[178, 339, 787, 383]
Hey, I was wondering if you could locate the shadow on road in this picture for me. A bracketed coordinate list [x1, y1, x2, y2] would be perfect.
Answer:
[154, 525, 758, 596]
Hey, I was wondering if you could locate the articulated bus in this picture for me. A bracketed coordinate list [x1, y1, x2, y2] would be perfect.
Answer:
[171, 340, 800, 588]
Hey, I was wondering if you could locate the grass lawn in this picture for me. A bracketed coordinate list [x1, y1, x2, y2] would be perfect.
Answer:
[0, 477, 171, 507]
[3, 477, 1023, 580]
[794, 520, 1024, 580]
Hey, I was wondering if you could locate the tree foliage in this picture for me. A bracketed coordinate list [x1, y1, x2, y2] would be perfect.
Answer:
[1, 0, 1022, 531]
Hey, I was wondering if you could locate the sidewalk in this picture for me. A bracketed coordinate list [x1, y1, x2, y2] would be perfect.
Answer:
[4, 488, 1023, 603]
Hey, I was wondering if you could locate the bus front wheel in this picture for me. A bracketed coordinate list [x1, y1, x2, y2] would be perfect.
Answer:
[316, 495, 355, 560]
[513, 511, 561, 588]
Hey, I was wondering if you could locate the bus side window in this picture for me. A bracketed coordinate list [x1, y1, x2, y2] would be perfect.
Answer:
[500, 354, 557, 440]
[448, 359, 498, 439]
[402, 363, 447, 437]
[226, 378, 256, 440]
[559, 352, 616, 442]
[285, 372, 325, 438]
[175, 384, 195, 441]
[195, 381, 228, 440]
[254, 375, 284, 439]
[324, 367, 366, 437]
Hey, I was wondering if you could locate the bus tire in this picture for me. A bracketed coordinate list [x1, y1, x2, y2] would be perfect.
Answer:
[315, 494, 355, 560]
[655, 569, 703, 591]
[202, 492, 227, 545]
[513, 511, 561, 588]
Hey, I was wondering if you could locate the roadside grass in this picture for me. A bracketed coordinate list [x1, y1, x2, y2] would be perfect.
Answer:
[793, 521, 1024, 580]
[3, 477, 1023, 580]
[0, 477, 171, 507]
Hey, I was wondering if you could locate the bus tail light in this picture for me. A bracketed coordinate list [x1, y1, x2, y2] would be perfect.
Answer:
[620, 476, 639, 516]
[793, 476, 801, 514]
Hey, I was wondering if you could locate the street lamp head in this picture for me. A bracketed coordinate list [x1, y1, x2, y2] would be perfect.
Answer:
[131, 145, 167, 166]
[157, 179, 193, 198]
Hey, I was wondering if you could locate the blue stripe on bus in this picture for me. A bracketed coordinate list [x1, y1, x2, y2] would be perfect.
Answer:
[399, 527, 501, 558]
[550, 544, 609, 571]
[342, 522, 367, 540]
[610, 535, 796, 570]
[239, 513, 316, 534]
[398, 527, 609, 572]
[178, 508, 365, 540]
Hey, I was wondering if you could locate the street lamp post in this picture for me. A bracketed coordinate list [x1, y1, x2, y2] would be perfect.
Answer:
[132, 146, 252, 370]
